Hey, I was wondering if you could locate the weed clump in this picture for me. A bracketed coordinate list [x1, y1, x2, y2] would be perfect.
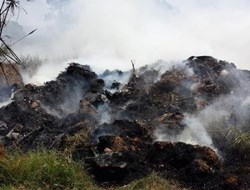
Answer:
[0, 149, 97, 190]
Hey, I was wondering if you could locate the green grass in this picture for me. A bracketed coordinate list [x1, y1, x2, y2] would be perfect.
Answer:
[0, 149, 187, 190]
[0, 149, 98, 190]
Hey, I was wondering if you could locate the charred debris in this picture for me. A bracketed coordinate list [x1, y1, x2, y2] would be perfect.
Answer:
[0, 56, 249, 189]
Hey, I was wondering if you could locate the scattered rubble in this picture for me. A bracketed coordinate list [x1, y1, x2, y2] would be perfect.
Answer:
[0, 56, 249, 189]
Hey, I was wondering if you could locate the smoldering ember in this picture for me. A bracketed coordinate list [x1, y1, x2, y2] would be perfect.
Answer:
[0, 56, 249, 189]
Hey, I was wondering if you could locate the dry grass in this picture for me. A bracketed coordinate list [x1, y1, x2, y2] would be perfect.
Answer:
[63, 126, 91, 159]
[225, 128, 250, 160]
[208, 120, 250, 161]
[118, 173, 188, 190]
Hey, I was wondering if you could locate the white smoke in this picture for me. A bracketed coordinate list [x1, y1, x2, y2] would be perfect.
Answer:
[153, 63, 250, 149]
[3, 0, 250, 84]
[2, 0, 250, 152]
[0, 98, 13, 108]
[154, 114, 214, 148]
[21, 60, 69, 85]
[100, 70, 131, 92]
[97, 103, 112, 125]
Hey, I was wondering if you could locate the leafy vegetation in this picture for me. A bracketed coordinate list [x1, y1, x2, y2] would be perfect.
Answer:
[0, 0, 22, 64]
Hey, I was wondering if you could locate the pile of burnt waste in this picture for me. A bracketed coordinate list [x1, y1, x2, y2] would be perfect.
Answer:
[0, 56, 249, 190]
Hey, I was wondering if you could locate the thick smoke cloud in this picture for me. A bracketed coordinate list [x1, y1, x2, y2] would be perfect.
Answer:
[5, 0, 250, 82]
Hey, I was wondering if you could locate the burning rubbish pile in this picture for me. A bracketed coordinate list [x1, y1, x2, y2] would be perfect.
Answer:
[0, 56, 249, 189]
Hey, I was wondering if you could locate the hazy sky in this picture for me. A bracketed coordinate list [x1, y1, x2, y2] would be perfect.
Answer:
[5, 0, 250, 72]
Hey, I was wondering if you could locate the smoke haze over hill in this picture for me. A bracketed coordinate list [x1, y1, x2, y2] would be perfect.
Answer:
[4, 0, 250, 81]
